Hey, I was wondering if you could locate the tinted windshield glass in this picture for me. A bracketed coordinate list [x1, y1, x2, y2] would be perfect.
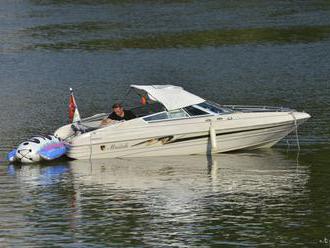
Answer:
[143, 109, 188, 122]
[143, 112, 168, 121]
[197, 102, 232, 114]
[167, 109, 189, 119]
[183, 106, 209, 116]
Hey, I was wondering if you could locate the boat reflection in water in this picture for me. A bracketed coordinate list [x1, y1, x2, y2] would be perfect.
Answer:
[69, 151, 308, 210]
[6, 150, 309, 246]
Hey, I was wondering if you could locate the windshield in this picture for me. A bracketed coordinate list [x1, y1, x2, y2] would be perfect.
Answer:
[143, 109, 189, 122]
[196, 101, 233, 114]
[183, 105, 209, 116]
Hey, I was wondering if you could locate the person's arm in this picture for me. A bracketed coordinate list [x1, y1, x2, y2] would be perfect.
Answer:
[100, 118, 114, 126]
[100, 113, 116, 126]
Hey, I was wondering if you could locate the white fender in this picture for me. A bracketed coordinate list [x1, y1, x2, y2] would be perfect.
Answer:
[209, 121, 218, 153]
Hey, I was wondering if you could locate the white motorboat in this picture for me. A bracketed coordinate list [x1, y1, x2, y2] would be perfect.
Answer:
[54, 85, 310, 160]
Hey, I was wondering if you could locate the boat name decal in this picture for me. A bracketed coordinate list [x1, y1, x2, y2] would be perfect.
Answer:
[99, 143, 129, 151]
[110, 143, 128, 150]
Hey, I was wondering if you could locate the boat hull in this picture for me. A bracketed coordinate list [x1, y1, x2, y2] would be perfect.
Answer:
[66, 111, 309, 160]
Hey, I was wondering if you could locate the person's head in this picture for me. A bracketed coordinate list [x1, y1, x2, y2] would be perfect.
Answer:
[112, 103, 124, 116]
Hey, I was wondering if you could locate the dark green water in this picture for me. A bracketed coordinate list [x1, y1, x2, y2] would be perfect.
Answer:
[0, 0, 329, 247]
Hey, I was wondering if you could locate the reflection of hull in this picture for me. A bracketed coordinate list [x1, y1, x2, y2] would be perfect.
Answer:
[9, 151, 308, 193]
[67, 150, 308, 194]
[65, 151, 309, 222]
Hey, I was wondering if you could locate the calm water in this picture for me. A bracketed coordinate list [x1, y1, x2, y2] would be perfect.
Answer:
[0, 0, 329, 247]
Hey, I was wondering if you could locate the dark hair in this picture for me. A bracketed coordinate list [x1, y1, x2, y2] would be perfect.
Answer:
[112, 103, 123, 109]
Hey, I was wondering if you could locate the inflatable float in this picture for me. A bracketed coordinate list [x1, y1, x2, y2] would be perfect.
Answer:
[8, 135, 68, 163]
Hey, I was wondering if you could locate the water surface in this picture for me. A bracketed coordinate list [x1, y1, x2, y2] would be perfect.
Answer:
[0, 0, 329, 247]
[1, 150, 330, 247]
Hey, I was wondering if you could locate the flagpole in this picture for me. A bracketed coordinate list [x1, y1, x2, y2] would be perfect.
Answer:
[69, 88, 81, 123]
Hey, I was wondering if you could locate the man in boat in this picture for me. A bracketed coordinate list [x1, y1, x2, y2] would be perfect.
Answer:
[101, 103, 136, 126]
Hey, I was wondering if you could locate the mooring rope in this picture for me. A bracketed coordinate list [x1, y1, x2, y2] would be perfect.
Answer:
[89, 132, 93, 161]
[290, 112, 300, 151]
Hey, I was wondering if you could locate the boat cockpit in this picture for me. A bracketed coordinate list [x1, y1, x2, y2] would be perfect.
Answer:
[69, 101, 233, 136]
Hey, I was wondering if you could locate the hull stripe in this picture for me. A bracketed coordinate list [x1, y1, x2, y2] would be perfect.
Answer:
[170, 123, 293, 144]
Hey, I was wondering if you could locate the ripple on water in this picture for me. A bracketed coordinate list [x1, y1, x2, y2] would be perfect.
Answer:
[0, 150, 320, 247]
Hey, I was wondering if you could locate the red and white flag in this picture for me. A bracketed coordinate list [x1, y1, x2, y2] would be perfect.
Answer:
[69, 88, 81, 123]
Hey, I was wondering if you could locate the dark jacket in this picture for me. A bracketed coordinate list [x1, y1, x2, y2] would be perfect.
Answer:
[108, 110, 136, 121]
